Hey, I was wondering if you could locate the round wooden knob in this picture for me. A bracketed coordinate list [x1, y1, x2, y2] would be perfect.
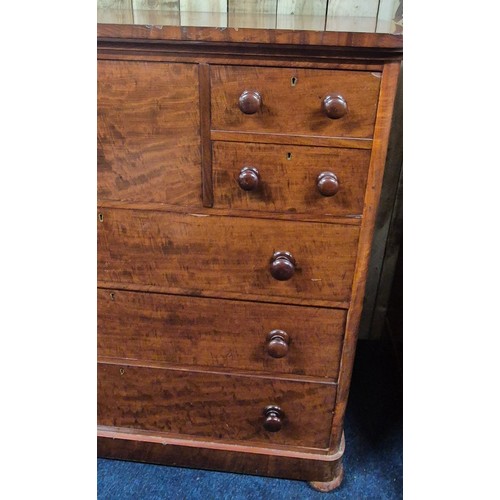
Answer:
[317, 172, 339, 196]
[239, 90, 262, 114]
[270, 251, 296, 281]
[322, 94, 348, 119]
[238, 167, 260, 191]
[266, 330, 290, 358]
[263, 405, 284, 432]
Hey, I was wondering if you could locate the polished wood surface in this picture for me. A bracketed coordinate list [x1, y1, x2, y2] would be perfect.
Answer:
[98, 60, 201, 206]
[322, 94, 348, 119]
[237, 166, 260, 192]
[317, 172, 340, 197]
[211, 66, 381, 139]
[97, 428, 345, 481]
[198, 63, 213, 208]
[265, 330, 290, 359]
[97, 362, 336, 448]
[97, 16, 403, 47]
[97, 288, 346, 379]
[213, 142, 370, 217]
[269, 251, 296, 281]
[97, 208, 360, 305]
[329, 61, 401, 450]
[96, 14, 402, 488]
[238, 90, 262, 115]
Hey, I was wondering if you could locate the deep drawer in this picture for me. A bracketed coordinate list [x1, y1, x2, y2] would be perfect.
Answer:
[213, 141, 370, 217]
[97, 362, 336, 449]
[210, 65, 380, 139]
[97, 208, 359, 306]
[98, 289, 346, 379]
[98, 60, 201, 206]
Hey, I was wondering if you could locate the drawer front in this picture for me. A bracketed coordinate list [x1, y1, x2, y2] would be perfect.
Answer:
[97, 209, 359, 305]
[98, 289, 346, 379]
[210, 66, 380, 138]
[98, 60, 201, 206]
[213, 142, 370, 216]
[98, 363, 336, 449]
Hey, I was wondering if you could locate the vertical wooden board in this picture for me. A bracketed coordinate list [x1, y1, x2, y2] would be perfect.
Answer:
[376, 0, 402, 33]
[228, 1, 277, 29]
[133, 0, 179, 10]
[277, 0, 327, 16]
[377, 0, 399, 21]
[180, 1, 227, 26]
[98, 0, 131, 7]
[358, 66, 402, 340]
[326, 0, 379, 32]
[228, 0, 277, 14]
[180, 0, 226, 12]
[180, 11, 227, 26]
[326, 16, 376, 33]
[327, 0, 379, 17]
[98, 1, 134, 24]
[276, 1, 327, 30]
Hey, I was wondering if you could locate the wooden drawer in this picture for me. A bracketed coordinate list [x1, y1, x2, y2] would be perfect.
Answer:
[97, 208, 359, 306]
[98, 289, 346, 379]
[213, 142, 370, 217]
[98, 362, 336, 449]
[210, 66, 380, 138]
[98, 60, 201, 206]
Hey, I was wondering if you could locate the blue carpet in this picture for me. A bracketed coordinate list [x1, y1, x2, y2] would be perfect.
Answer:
[98, 340, 402, 498]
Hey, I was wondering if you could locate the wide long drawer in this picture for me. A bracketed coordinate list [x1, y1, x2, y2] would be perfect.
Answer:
[97, 362, 336, 449]
[97, 208, 359, 306]
[98, 289, 346, 379]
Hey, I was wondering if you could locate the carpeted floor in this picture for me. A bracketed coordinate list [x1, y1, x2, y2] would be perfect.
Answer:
[98, 339, 402, 499]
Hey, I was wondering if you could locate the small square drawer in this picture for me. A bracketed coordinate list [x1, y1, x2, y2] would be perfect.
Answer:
[213, 141, 370, 217]
[210, 66, 381, 139]
[98, 363, 336, 449]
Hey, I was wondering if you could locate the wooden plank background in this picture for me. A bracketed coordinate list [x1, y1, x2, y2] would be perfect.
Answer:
[98, 0, 402, 31]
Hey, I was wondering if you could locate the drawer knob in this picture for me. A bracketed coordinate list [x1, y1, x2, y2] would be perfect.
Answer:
[238, 167, 260, 191]
[322, 94, 348, 119]
[239, 90, 262, 114]
[317, 172, 340, 197]
[270, 251, 296, 281]
[266, 330, 290, 358]
[263, 405, 284, 432]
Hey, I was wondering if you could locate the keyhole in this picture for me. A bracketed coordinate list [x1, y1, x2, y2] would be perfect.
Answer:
[286, 152, 292, 160]
[98, 213, 104, 222]
[119, 368, 125, 375]
[110, 292, 115, 301]
[291, 76, 298, 87]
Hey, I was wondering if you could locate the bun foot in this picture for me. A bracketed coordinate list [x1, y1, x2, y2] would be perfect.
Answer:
[308, 462, 344, 492]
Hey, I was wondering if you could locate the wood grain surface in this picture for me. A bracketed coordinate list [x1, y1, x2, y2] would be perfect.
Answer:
[210, 66, 381, 139]
[98, 362, 336, 448]
[97, 16, 403, 47]
[329, 61, 401, 450]
[97, 208, 360, 305]
[212, 141, 370, 217]
[98, 60, 202, 206]
[97, 428, 344, 481]
[98, 288, 346, 379]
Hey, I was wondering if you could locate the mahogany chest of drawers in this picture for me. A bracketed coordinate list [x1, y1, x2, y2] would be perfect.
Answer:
[97, 20, 402, 491]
